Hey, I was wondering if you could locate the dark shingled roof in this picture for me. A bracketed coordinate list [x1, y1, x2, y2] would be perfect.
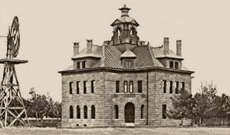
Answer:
[60, 42, 194, 74]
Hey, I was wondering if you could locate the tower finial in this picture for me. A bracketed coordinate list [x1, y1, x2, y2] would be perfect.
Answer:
[119, 4, 130, 17]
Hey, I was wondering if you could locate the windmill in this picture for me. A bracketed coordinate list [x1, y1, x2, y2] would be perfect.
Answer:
[0, 16, 29, 127]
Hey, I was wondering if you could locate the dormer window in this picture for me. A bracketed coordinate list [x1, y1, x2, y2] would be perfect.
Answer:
[169, 61, 174, 68]
[77, 62, 81, 69]
[120, 49, 136, 69]
[175, 62, 179, 69]
[82, 61, 86, 68]
[122, 59, 134, 68]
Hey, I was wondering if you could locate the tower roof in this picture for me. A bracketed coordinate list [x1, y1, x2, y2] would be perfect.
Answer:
[119, 4, 130, 17]
[111, 5, 139, 26]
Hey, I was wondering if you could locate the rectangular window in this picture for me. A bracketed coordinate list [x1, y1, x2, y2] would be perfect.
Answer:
[138, 80, 142, 93]
[175, 81, 179, 94]
[76, 81, 80, 94]
[163, 80, 167, 93]
[82, 61, 86, 68]
[77, 62, 81, 69]
[170, 81, 173, 93]
[162, 104, 167, 119]
[83, 81, 87, 94]
[91, 80, 95, 93]
[169, 61, 174, 68]
[129, 81, 134, 93]
[181, 82, 185, 91]
[69, 82, 73, 94]
[124, 81, 128, 93]
[175, 62, 179, 69]
[116, 81, 120, 93]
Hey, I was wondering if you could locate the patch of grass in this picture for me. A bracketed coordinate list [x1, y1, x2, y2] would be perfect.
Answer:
[0, 127, 230, 135]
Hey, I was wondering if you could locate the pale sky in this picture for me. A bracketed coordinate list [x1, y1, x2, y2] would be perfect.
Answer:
[0, 0, 230, 101]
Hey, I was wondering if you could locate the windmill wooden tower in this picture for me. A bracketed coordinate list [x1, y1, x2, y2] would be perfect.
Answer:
[0, 16, 29, 127]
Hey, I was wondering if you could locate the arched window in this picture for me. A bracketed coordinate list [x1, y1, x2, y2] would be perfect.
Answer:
[76, 105, 80, 119]
[114, 105, 119, 119]
[141, 105, 144, 119]
[69, 105, 74, 119]
[91, 105, 95, 119]
[84, 105, 88, 119]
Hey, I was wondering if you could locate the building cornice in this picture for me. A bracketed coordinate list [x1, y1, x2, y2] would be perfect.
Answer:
[58, 66, 194, 75]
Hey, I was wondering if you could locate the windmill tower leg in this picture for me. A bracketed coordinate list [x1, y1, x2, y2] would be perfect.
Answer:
[0, 63, 29, 127]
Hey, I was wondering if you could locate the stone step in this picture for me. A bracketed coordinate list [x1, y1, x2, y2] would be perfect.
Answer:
[125, 123, 135, 127]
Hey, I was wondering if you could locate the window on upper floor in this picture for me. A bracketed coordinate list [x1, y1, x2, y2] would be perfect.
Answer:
[175, 81, 179, 94]
[162, 104, 167, 119]
[116, 81, 120, 93]
[124, 81, 128, 93]
[82, 61, 86, 68]
[129, 81, 134, 93]
[91, 80, 95, 93]
[83, 81, 87, 94]
[76, 81, 80, 94]
[181, 82, 185, 91]
[170, 81, 173, 93]
[169, 61, 174, 69]
[138, 80, 142, 93]
[163, 80, 167, 93]
[69, 82, 73, 94]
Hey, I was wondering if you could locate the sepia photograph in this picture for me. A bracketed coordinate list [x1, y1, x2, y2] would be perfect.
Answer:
[0, 0, 230, 134]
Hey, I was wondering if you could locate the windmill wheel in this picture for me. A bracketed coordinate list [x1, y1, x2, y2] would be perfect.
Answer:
[9, 16, 20, 58]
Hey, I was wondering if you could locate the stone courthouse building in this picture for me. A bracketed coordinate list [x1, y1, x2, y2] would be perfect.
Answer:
[59, 5, 194, 128]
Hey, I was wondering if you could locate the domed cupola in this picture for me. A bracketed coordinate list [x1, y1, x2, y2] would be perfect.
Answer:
[111, 5, 140, 45]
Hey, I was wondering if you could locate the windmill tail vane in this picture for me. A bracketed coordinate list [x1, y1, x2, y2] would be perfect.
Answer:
[0, 16, 29, 127]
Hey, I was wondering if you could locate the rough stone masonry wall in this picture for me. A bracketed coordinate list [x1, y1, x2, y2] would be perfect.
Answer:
[61, 70, 192, 128]
[148, 71, 192, 127]
[61, 72, 107, 128]
[104, 72, 147, 127]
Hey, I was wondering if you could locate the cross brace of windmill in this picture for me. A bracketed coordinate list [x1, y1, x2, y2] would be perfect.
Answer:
[0, 16, 29, 127]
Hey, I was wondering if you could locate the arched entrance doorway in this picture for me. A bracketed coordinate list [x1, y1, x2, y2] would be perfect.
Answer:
[124, 102, 135, 123]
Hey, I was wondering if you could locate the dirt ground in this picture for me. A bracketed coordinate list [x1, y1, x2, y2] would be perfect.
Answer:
[0, 127, 229, 135]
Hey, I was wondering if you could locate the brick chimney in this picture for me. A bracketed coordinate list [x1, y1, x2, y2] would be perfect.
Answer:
[163, 37, 169, 55]
[176, 40, 182, 56]
[73, 42, 79, 56]
[87, 39, 93, 53]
